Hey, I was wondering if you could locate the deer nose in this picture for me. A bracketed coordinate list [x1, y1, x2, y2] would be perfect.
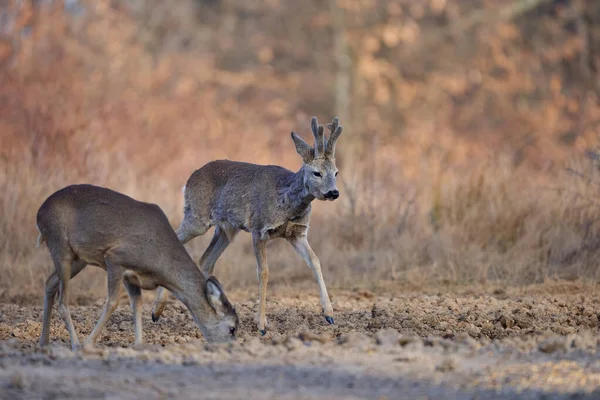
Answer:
[325, 190, 339, 200]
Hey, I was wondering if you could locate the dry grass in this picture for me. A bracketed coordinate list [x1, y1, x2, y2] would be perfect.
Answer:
[4, 96, 600, 302]
[2, 0, 600, 303]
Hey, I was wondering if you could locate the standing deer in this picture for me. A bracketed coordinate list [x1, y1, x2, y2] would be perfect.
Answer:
[151, 116, 343, 335]
[36, 184, 238, 350]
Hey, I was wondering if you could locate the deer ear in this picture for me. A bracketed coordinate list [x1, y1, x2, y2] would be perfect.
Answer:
[291, 132, 313, 161]
[205, 276, 227, 317]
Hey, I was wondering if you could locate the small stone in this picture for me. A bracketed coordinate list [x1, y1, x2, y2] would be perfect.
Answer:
[467, 324, 481, 338]
[455, 333, 478, 349]
[435, 357, 456, 372]
[9, 371, 28, 390]
[570, 332, 598, 350]
[538, 337, 568, 354]
[514, 315, 532, 329]
[284, 337, 303, 351]
[398, 335, 422, 348]
[374, 328, 402, 346]
[357, 289, 376, 299]
[182, 358, 199, 366]
[298, 331, 332, 344]
[48, 345, 75, 360]
[338, 332, 373, 349]
[499, 315, 514, 329]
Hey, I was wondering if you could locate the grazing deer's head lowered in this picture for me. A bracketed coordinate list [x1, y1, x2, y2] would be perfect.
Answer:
[291, 117, 343, 201]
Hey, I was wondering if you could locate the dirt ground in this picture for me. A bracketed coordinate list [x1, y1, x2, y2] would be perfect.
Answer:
[1, 281, 600, 399]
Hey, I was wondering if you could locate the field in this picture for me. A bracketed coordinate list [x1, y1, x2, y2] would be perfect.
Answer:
[3, 1, 600, 399]
[1, 282, 599, 399]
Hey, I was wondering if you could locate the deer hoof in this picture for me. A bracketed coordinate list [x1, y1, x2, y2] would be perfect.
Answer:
[325, 316, 335, 325]
[259, 329, 267, 336]
[151, 312, 160, 323]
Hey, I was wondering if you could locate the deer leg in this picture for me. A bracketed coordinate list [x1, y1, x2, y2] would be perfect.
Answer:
[176, 219, 204, 245]
[197, 226, 223, 274]
[83, 262, 123, 348]
[40, 259, 87, 347]
[288, 236, 334, 324]
[199, 226, 234, 276]
[151, 219, 208, 322]
[252, 233, 269, 335]
[150, 286, 170, 322]
[123, 278, 143, 346]
[54, 253, 82, 350]
[40, 271, 59, 348]
[151, 287, 169, 323]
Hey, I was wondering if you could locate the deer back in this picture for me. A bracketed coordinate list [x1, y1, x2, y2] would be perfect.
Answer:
[37, 185, 189, 274]
[184, 160, 310, 235]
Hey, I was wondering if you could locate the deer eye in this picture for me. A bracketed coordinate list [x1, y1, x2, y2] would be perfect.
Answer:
[313, 172, 322, 178]
[335, 171, 339, 177]
[229, 326, 236, 336]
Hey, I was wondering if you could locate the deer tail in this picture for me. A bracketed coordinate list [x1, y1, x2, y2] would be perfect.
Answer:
[36, 224, 45, 248]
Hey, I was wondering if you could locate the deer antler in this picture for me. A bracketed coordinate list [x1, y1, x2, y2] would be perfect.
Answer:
[311, 117, 325, 158]
[325, 117, 343, 157]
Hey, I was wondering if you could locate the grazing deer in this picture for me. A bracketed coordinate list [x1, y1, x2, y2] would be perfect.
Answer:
[151, 116, 343, 335]
[36, 184, 239, 350]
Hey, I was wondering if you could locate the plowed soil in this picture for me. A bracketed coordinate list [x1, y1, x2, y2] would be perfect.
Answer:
[1, 282, 600, 399]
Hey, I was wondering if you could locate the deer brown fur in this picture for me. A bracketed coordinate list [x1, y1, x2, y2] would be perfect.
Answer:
[151, 116, 343, 334]
[36, 184, 238, 350]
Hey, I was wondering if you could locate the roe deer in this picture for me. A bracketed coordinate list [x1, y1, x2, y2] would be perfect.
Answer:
[151, 116, 343, 335]
[36, 184, 238, 350]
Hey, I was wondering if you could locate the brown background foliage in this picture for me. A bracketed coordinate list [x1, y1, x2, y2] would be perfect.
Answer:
[2, 0, 600, 301]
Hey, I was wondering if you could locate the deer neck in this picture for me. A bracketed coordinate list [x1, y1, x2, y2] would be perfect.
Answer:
[168, 268, 213, 332]
[280, 165, 315, 219]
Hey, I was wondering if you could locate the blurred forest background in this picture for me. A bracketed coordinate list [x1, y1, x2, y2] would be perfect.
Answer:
[2, 0, 600, 301]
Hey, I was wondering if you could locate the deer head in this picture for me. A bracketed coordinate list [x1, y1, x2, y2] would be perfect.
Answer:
[291, 116, 343, 201]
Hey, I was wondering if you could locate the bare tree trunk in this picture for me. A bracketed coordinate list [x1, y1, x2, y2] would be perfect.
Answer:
[330, 2, 350, 123]
[330, 1, 352, 167]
